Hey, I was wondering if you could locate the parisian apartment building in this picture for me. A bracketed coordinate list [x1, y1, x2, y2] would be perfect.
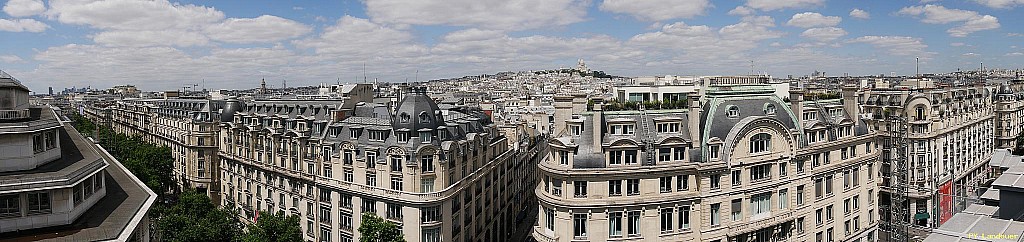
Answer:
[0, 71, 156, 241]
[217, 86, 544, 242]
[535, 80, 881, 242]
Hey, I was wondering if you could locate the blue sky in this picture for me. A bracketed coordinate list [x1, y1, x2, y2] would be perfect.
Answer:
[0, 0, 1022, 92]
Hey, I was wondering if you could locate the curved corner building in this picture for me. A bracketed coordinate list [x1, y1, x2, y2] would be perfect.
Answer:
[535, 83, 880, 242]
[0, 71, 156, 241]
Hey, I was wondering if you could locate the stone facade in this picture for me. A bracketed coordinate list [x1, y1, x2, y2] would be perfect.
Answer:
[535, 84, 880, 242]
[218, 87, 543, 242]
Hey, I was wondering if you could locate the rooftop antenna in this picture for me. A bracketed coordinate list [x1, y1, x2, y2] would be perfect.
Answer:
[750, 60, 755, 76]
[415, 70, 419, 83]
[363, 62, 367, 83]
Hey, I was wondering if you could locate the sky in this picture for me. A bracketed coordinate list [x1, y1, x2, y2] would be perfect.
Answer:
[0, 0, 1023, 92]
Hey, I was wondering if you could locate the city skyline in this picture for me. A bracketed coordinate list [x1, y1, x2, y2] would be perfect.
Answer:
[2, 0, 1024, 92]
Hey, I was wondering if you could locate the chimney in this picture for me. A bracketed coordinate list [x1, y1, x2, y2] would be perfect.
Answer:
[592, 103, 603, 153]
[790, 88, 805, 124]
[571, 94, 587, 114]
[553, 95, 573, 135]
[842, 85, 859, 124]
[687, 94, 701, 148]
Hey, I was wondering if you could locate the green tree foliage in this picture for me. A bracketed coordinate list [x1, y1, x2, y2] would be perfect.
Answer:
[68, 113, 177, 196]
[158, 190, 244, 242]
[239, 211, 303, 242]
[358, 213, 406, 242]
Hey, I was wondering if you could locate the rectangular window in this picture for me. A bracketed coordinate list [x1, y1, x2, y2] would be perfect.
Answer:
[0, 194, 20, 217]
[826, 175, 834, 195]
[390, 156, 402, 172]
[45, 131, 56, 149]
[750, 192, 771, 217]
[816, 208, 823, 225]
[797, 217, 805, 234]
[421, 178, 435, 193]
[573, 213, 588, 238]
[779, 189, 788, 210]
[679, 205, 690, 230]
[710, 174, 721, 189]
[659, 177, 672, 193]
[421, 206, 440, 223]
[366, 173, 376, 187]
[826, 205, 834, 221]
[344, 168, 353, 182]
[659, 148, 671, 162]
[421, 155, 434, 173]
[815, 177, 823, 199]
[677, 175, 688, 191]
[732, 170, 742, 186]
[422, 227, 440, 242]
[609, 212, 622, 237]
[390, 176, 403, 191]
[574, 181, 588, 198]
[609, 180, 622, 196]
[627, 211, 641, 237]
[710, 203, 721, 226]
[779, 163, 787, 177]
[797, 185, 805, 206]
[660, 208, 673, 233]
[545, 208, 555, 231]
[751, 164, 771, 181]
[626, 179, 640, 196]
[731, 199, 742, 221]
[362, 199, 375, 213]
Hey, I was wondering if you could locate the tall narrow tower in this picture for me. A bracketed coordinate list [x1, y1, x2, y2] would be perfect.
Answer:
[259, 78, 267, 94]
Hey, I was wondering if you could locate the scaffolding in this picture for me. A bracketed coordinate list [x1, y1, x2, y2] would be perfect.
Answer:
[881, 116, 910, 242]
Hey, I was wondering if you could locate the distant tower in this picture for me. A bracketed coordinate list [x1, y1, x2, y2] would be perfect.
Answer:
[283, 79, 287, 89]
[576, 58, 589, 72]
[259, 78, 267, 94]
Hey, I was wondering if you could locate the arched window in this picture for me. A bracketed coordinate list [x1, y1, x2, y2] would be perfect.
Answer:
[764, 104, 776, 115]
[727, 106, 739, 118]
[750, 133, 772, 154]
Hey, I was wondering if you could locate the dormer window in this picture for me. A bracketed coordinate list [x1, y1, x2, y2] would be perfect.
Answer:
[569, 124, 582, 136]
[765, 104, 776, 115]
[610, 124, 635, 135]
[656, 122, 680, 133]
[709, 145, 720, 160]
[419, 112, 431, 124]
[420, 131, 432, 143]
[397, 132, 410, 143]
[350, 128, 362, 138]
[400, 113, 411, 123]
[727, 106, 739, 118]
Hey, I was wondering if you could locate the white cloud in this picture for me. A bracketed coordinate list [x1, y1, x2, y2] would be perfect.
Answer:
[962, 52, 979, 57]
[848, 35, 931, 57]
[801, 27, 847, 42]
[746, 0, 823, 11]
[599, 0, 711, 21]
[898, 5, 1000, 37]
[0, 18, 47, 32]
[1009, 33, 1024, 37]
[0, 55, 23, 63]
[728, 6, 755, 16]
[787, 12, 841, 28]
[293, 16, 427, 58]
[849, 8, 870, 19]
[3, 0, 45, 17]
[93, 30, 208, 47]
[950, 42, 965, 46]
[205, 15, 311, 43]
[1006, 52, 1024, 56]
[46, 0, 224, 31]
[973, 0, 1024, 9]
[364, 0, 589, 30]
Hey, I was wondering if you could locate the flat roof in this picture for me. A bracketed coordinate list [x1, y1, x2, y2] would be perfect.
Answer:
[924, 213, 1024, 242]
[0, 110, 105, 193]
[0, 113, 156, 241]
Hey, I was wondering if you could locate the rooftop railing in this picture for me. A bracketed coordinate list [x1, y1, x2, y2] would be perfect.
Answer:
[0, 109, 30, 120]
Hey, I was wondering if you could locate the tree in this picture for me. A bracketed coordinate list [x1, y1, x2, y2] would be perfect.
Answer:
[358, 213, 406, 242]
[239, 211, 303, 242]
[158, 190, 244, 242]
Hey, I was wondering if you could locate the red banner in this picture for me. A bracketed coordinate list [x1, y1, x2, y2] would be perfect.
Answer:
[939, 181, 953, 224]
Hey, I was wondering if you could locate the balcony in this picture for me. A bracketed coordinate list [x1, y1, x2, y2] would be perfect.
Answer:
[0, 109, 30, 120]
